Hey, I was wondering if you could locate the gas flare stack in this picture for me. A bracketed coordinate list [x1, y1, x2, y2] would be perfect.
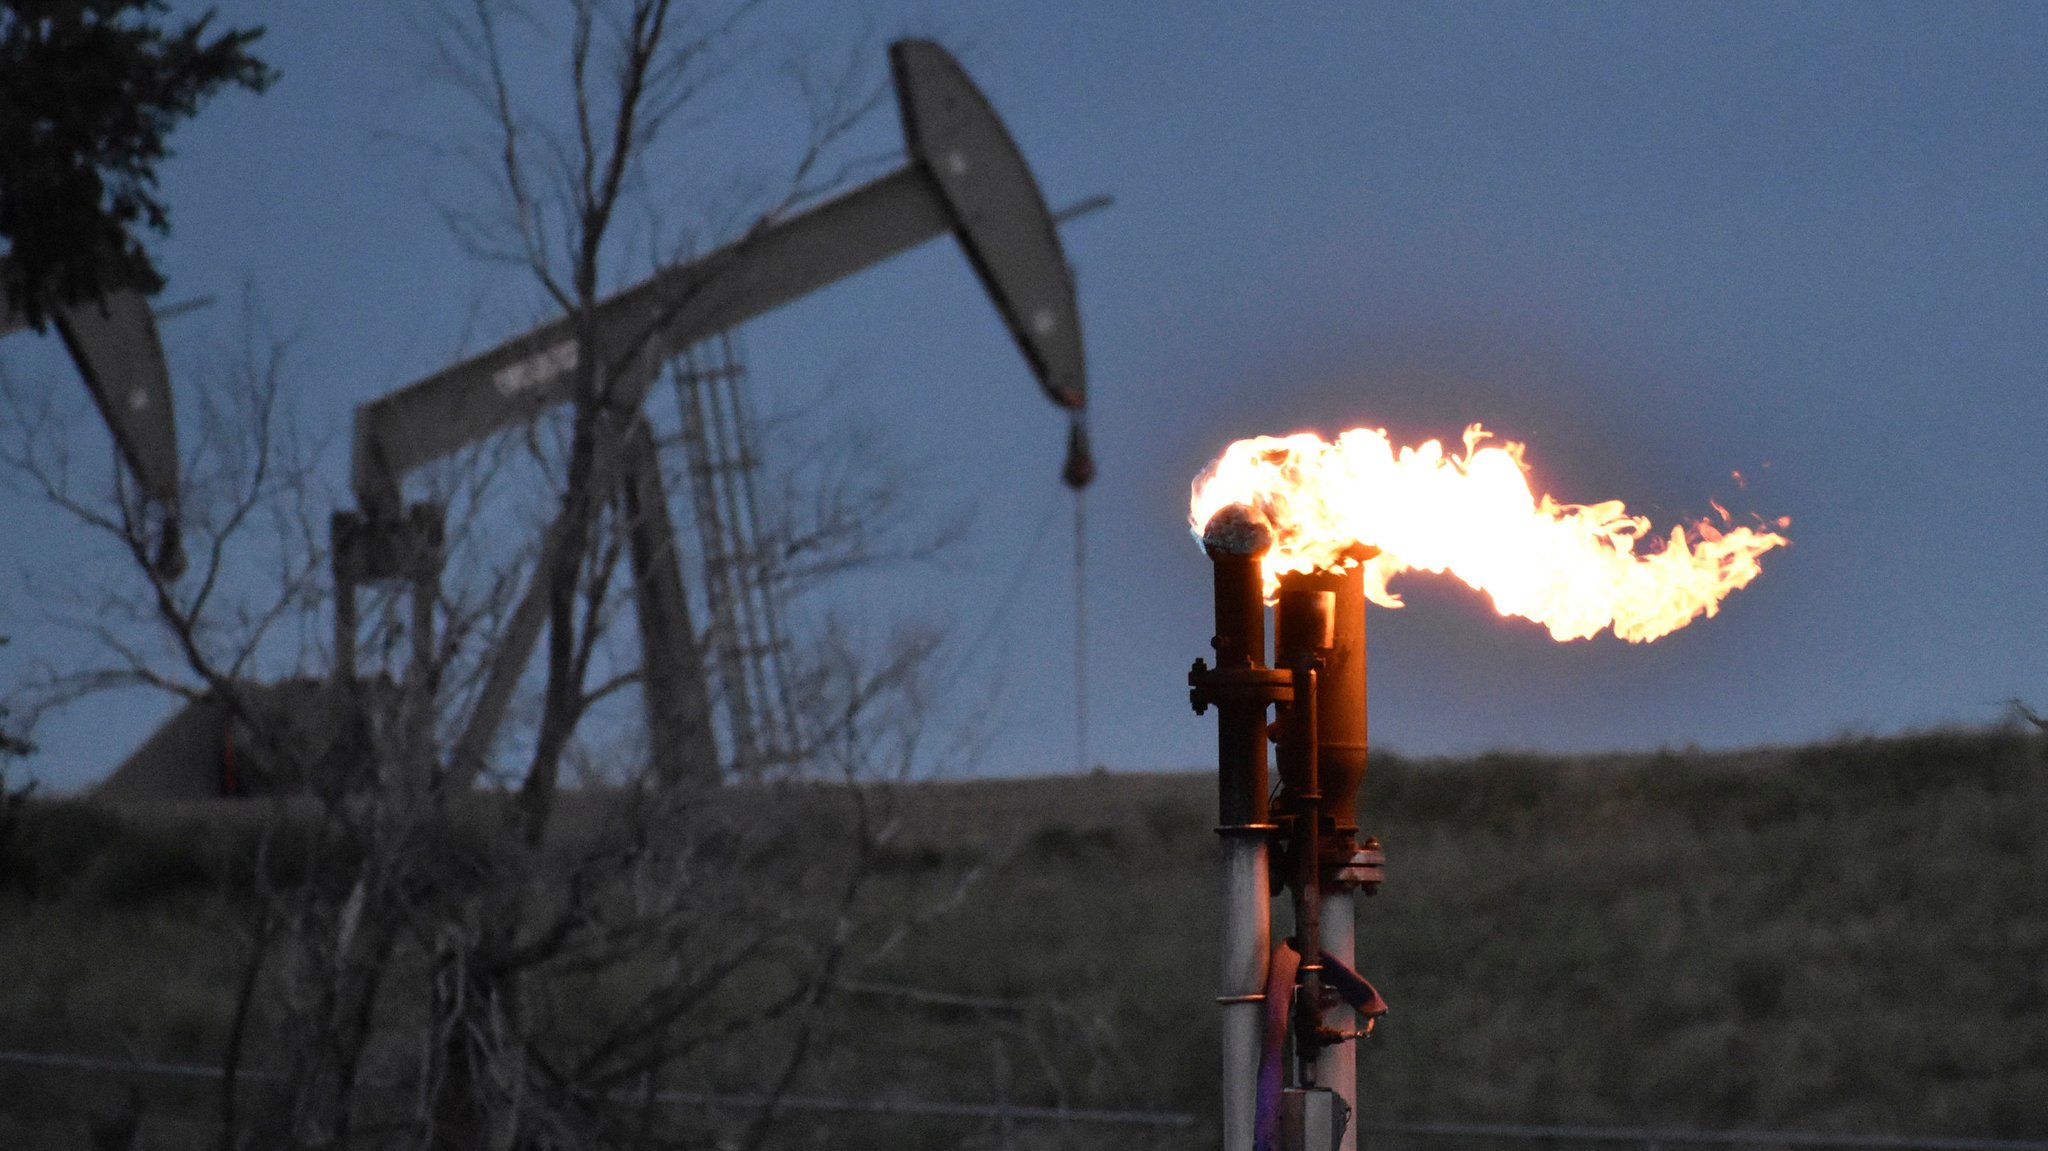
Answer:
[1190, 503, 1389, 1151]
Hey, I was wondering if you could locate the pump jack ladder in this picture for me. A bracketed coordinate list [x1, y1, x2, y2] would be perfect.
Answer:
[669, 333, 801, 778]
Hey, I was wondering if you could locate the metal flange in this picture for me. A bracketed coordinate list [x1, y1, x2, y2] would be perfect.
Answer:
[1189, 660, 1296, 714]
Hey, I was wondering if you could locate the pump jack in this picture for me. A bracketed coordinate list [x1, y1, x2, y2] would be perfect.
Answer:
[333, 39, 1094, 788]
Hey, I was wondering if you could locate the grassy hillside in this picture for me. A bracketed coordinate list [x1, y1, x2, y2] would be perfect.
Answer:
[855, 728, 2048, 1141]
[3, 726, 2045, 1146]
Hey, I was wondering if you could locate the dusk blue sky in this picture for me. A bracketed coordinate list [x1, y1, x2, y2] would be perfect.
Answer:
[5, 3, 2045, 791]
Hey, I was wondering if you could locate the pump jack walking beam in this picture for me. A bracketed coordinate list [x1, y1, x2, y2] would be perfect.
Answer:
[348, 39, 1084, 521]
[338, 39, 1092, 787]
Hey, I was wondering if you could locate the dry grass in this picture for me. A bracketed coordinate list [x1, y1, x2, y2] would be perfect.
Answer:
[3, 727, 2045, 1147]
[857, 728, 2048, 1141]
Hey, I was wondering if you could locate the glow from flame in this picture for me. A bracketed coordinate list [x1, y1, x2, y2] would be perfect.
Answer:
[1190, 425, 1789, 643]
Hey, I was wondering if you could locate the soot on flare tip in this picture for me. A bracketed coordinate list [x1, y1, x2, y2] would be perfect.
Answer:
[1203, 503, 1272, 558]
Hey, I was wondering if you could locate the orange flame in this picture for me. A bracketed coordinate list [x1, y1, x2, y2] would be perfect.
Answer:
[1189, 425, 1789, 643]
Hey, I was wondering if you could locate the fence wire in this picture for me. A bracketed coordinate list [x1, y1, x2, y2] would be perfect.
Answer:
[5, 1049, 2045, 1150]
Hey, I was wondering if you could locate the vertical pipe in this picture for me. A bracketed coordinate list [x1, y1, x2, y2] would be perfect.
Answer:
[1218, 833, 1268, 1151]
[1300, 566, 1368, 1151]
[1318, 889, 1357, 1151]
[1288, 661, 1323, 1086]
[1288, 567, 1366, 835]
[1275, 584, 1334, 1086]
[1201, 505, 1272, 1151]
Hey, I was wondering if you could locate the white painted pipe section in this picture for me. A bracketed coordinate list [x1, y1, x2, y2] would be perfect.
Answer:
[1221, 834, 1271, 1151]
[1316, 888, 1358, 1151]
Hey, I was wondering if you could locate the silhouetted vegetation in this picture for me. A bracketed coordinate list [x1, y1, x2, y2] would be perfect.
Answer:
[0, 0, 275, 324]
[6, 726, 2043, 1147]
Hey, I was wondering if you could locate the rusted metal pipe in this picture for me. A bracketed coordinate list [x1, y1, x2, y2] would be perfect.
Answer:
[1288, 565, 1372, 1151]
[1203, 505, 1272, 829]
[1285, 566, 1368, 835]
[1191, 504, 1285, 1151]
[1274, 581, 1334, 1087]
